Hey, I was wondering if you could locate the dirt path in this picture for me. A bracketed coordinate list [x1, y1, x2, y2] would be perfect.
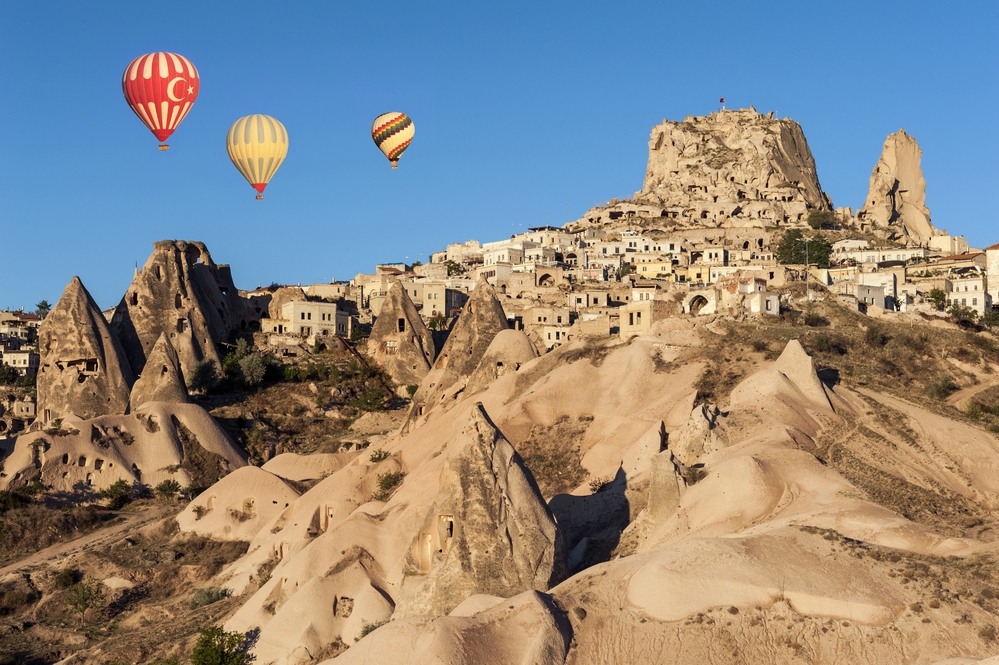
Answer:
[0, 506, 170, 577]
[948, 376, 999, 412]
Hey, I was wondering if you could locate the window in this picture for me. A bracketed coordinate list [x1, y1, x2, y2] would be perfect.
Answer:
[557, 316, 562, 323]
[628, 313, 634, 325]
[974, 298, 978, 306]
[301, 313, 305, 320]
[398, 318, 406, 332]
[307, 312, 312, 320]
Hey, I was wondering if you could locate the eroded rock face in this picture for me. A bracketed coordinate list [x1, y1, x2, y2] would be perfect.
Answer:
[37, 277, 134, 421]
[857, 129, 938, 243]
[366, 281, 435, 390]
[635, 108, 831, 227]
[397, 404, 567, 616]
[128, 333, 188, 411]
[409, 281, 509, 415]
[267, 285, 306, 320]
[111, 241, 249, 382]
[465, 329, 539, 394]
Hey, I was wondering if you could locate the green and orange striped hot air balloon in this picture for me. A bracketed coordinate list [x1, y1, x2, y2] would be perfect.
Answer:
[371, 112, 414, 169]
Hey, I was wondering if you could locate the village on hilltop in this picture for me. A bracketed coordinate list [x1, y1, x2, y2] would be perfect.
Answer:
[2, 108, 997, 435]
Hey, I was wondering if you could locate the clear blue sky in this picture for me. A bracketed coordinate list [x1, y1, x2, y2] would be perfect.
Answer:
[1, 1, 996, 310]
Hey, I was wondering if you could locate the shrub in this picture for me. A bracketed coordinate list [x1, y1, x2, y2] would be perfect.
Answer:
[356, 619, 388, 641]
[806, 210, 836, 230]
[56, 568, 77, 589]
[99, 479, 132, 510]
[865, 324, 888, 348]
[190, 587, 230, 610]
[968, 403, 985, 420]
[588, 477, 612, 493]
[369, 449, 390, 463]
[371, 471, 404, 501]
[406, 384, 419, 397]
[155, 479, 182, 499]
[751, 340, 768, 352]
[188, 359, 219, 394]
[191, 625, 248, 665]
[803, 310, 828, 327]
[927, 377, 958, 400]
[239, 354, 267, 386]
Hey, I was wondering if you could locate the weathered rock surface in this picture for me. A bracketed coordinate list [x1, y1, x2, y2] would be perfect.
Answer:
[329, 590, 571, 665]
[0, 402, 245, 493]
[397, 404, 566, 616]
[366, 281, 435, 390]
[857, 129, 938, 243]
[128, 333, 188, 411]
[177, 466, 299, 542]
[37, 277, 134, 421]
[267, 285, 307, 320]
[465, 328, 539, 394]
[111, 240, 250, 382]
[633, 108, 831, 227]
[409, 280, 509, 416]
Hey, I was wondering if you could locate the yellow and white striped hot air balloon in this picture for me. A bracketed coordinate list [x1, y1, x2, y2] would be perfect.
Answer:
[226, 114, 288, 200]
[371, 112, 414, 169]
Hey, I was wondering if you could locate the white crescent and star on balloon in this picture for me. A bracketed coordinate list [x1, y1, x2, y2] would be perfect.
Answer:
[166, 77, 192, 102]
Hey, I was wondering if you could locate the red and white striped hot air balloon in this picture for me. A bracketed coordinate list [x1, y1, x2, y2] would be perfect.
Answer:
[122, 52, 200, 150]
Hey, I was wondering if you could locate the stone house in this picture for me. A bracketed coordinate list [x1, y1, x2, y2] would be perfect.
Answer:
[268, 301, 340, 341]
[619, 301, 674, 338]
[946, 271, 991, 316]
[1, 349, 40, 378]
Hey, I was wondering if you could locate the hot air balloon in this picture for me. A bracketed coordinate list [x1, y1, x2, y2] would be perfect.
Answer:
[122, 52, 200, 150]
[371, 112, 414, 169]
[226, 115, 288, 200]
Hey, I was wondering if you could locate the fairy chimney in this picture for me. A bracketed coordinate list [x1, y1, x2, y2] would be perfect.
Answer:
[37, 277, 134, 422]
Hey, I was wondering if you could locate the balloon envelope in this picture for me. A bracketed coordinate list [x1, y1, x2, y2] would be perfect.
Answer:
[371, 112, 414, 168]
[226, 115, 289, 198]
[122, 52, 200, 145]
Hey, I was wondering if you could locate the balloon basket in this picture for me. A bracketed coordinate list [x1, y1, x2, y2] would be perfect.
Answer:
[390, 162, 398, 169]
[158, 144, 169, 151]
[255, 195, 264, 200]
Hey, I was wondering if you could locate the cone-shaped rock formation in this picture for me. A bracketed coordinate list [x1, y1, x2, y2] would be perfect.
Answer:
[397, 403, 567, 616]
[128, 333, 189, 411]
[37, 277, 134, 422]
[111, 240, 249, 382]
[465, 328, 539, 394]
[366, 281, 435, 389]
[409, 280, 509, 415]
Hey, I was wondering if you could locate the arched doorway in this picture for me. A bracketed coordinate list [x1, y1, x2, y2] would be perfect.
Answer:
[689, 295, 709, 315]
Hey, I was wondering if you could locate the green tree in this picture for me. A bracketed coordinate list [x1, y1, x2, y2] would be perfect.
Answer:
[616, 263, 636, 279]
[948, 303, 978, 324]
[775, 230, 832, 268]
[981, 309, 999, 330]
[34, 300, 52, 319]
[0, 363, 19, 385]
[65, 577, 105, 626]
[99, 479, 132, 510]
[187, 359, 219, 394]
[806, 210, 836, 230]
[191, 626, 248, 665]
[442, 260, 464, 276]
[927, 288, 947, 311]
[239, 354, 267, 386]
